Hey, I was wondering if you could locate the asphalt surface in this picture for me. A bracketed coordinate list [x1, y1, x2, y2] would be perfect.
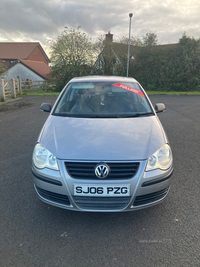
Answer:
[0, 95, 199, 267]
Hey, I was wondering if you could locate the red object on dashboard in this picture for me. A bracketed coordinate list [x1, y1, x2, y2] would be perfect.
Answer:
[112, 83, 145, 97]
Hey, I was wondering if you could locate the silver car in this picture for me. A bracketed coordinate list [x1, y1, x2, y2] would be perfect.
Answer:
[32, 76, 173, 212]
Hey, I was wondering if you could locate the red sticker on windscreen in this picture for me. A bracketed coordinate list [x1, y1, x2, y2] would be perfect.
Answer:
[112, 83, 145, 97]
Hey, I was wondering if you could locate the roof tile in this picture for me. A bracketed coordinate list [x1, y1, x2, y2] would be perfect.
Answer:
[19, 59, 52, 79]
[0, 42, 40, 59]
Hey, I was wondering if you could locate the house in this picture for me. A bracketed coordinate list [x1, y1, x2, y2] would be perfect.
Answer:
[93, 32, 140, 76]
[0, 42, 52, 81]
[94, 32, 177, 76]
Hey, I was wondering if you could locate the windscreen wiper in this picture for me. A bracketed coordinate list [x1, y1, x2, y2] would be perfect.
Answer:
[124, 112, 155, 118]
[90, 115, 120, 118]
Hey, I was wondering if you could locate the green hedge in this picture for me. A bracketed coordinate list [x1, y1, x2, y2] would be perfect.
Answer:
[130, 34, 200, 92]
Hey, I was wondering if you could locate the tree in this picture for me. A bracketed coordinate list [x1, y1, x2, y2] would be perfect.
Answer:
[142, 31, 158, 46]
[167, 33, 200, 91]
[50, 26, 95, 91]
[0, 60, 7, 78]
[118, 36, 143, 46]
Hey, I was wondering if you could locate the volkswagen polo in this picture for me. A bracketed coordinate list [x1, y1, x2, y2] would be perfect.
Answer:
[32, 76, 173, 212]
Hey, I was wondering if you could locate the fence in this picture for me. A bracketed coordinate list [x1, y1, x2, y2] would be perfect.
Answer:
[0, 77, 56, 102]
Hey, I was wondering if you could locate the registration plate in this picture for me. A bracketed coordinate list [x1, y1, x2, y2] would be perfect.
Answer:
[74, 184, 130, 197]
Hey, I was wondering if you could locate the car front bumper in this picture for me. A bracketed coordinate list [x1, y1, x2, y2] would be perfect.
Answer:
[32, 159, 173, 212]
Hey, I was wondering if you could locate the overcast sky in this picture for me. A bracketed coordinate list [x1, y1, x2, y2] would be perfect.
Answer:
[0, 0, 199, 52]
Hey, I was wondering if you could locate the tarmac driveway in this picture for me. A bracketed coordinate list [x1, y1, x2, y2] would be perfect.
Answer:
[0, 95, 199, 267]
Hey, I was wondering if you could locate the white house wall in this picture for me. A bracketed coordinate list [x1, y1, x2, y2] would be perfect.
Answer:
[4, 63, 44, 81]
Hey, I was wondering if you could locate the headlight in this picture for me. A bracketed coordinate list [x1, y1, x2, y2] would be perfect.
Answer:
[146, 144, 172, 171]
[32, 144, 59, 170]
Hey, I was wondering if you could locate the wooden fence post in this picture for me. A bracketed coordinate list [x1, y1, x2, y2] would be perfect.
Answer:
[17, 76, 22, 94]
[0, 79, 5, 102]
[15, 79, 19, 94]
[44, 80, 47, 92]
[11, 78, 16, 99]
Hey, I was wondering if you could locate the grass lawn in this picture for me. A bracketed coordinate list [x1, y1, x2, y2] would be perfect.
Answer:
[21, 89, 200, 96]
[146, 91, 200, 95]
[21, 90, 60, 96]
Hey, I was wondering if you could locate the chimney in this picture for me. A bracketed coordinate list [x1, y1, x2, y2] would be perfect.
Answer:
[105, 31, 113, 42]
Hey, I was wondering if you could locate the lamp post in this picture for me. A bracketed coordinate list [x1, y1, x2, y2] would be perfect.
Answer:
[126, 13, 133, 77]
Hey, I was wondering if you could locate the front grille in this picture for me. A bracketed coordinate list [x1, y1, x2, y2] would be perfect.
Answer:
[65, 162, 140, 180]
[133, 187, 169, 206]
[36, 186, 71, 206]
[74, 196, 131, 210]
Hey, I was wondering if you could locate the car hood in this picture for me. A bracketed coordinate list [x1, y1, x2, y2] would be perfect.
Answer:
[39, 115, 166, 161]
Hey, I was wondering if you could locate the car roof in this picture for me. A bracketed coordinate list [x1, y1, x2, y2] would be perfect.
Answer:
[69, 76, 138, 83]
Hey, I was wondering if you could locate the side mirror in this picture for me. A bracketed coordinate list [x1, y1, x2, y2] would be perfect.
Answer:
[155, 103, 166, 113]
[40, 103, 51, 112]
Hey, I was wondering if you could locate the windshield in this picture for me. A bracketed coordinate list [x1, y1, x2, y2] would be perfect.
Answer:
[53, 81, 153, 118]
